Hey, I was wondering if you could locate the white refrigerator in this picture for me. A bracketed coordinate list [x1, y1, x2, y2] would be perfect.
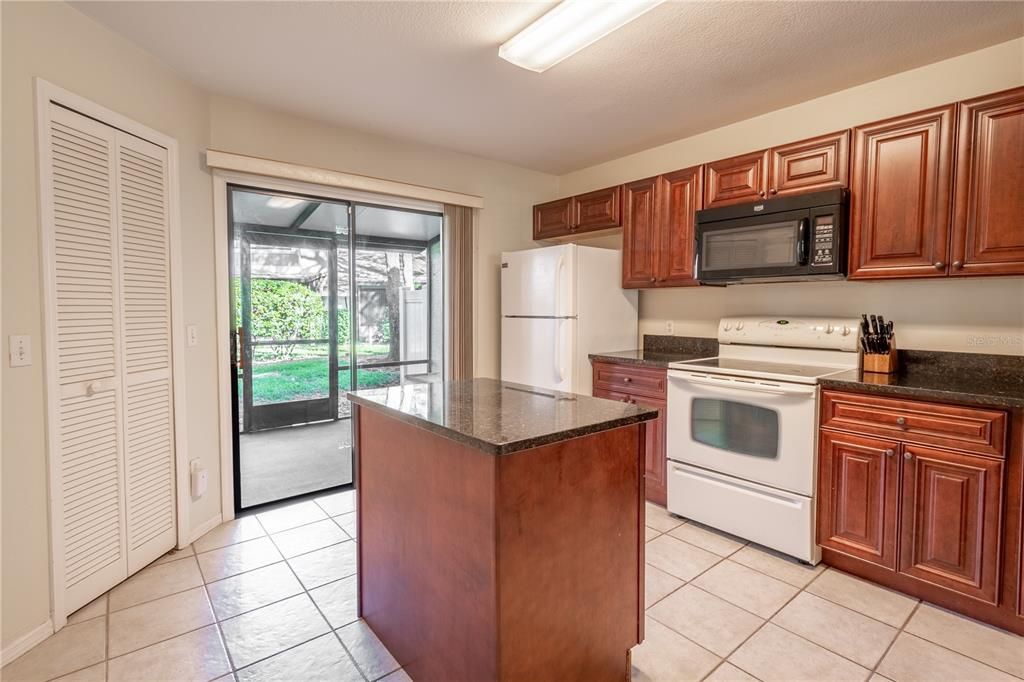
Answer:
[501, 244, 638, 395]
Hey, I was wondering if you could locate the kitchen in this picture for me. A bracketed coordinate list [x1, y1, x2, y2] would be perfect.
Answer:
[2, 2, 1023, 682]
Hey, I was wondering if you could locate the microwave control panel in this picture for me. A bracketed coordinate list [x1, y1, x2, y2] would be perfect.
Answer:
[812, 217, 835, 266]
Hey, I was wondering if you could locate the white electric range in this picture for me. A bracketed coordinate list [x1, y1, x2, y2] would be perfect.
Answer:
[665, 316, 860, 564]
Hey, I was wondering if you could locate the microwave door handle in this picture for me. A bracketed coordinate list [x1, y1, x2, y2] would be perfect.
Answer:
[797, 218, 810, 266]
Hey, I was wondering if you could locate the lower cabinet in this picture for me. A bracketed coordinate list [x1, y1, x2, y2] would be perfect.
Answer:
[899, 444, 1003, 604]
[592, 361, 668, 506]
[818, 390, 1020, 635]
[818, 431, 900, 569]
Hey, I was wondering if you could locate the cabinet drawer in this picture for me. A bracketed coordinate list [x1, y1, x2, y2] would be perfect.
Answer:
[821, 391, 1007, 458]
[592, 362, 667, 400]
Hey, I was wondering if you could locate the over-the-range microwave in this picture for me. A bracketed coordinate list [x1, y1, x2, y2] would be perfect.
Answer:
[695, 188, 848, 285]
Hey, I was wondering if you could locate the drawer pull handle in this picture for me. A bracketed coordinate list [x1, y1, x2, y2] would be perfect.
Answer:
[896, 416, 907, 426]
[884, 449, 894, 457]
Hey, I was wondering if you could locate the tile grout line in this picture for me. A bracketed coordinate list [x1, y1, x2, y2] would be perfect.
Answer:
[253, 514, 372, 682]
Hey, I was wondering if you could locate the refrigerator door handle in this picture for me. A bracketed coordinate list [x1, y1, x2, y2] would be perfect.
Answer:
[554, 318, 563, 382]
[554, 256, 565, 317]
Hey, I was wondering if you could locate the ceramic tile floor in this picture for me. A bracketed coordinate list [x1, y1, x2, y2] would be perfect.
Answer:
[4, 495, 1023, 681]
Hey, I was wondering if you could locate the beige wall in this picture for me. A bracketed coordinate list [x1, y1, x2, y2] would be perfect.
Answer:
[565, 38, 1024, 355]
[1, 1, 556, 650]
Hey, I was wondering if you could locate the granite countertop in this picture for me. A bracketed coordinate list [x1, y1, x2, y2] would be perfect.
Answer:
[819, 350, 1024, 409]
[346, 378, 658, 455]
[589, 335, 719, 368]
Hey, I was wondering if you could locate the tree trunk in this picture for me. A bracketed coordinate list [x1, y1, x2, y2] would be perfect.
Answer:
[385, 252, 402, 361]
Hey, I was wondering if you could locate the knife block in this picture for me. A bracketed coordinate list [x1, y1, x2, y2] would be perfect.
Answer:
[863, 340, 898, 375]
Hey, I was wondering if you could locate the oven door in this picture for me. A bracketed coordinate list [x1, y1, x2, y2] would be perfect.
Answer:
[696, 209, 811, 282]
[666, 370, 818, 495]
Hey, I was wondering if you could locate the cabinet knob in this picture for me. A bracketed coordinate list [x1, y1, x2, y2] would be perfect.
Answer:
[952, 260, 963, 269]
[86, 381, 103, 396]
[933, 261, 945, 270]
[904, 451, 913, 460]
[884, 449, 894, 457]
[650, 276, 656, 282]
[622, 376, 632, 383]
[758, 190, 766, 198]
[770, 188, 778, 195]
[896, 416, 906, 426]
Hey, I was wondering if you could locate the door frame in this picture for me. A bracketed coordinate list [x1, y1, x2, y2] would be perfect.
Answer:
[34, 79, 189, 629]
[212, 169, 444, 522]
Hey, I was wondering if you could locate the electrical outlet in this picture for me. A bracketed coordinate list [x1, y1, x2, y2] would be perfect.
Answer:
[665, 321, 674, 335]
[9, 335, 31, 367]
[187, 325, 198, 347]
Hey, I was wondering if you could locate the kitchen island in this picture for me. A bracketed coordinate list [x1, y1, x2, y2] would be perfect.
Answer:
[346, 378, 657, 682]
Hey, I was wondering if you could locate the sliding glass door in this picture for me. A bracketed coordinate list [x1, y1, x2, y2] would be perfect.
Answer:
[229, 187, 442, 510]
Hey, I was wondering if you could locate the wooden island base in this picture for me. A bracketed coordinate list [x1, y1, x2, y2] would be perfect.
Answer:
[353, 405, 645, 682]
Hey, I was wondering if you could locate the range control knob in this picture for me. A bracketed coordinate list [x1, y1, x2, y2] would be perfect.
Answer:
[736, 321, 745, 330]
[840, 325, 851, 336]
[825, 324, 834, 334]
[723, 322, 733, 331]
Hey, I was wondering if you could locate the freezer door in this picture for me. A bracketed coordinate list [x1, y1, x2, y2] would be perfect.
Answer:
[501, 244, 577, 317]
[501, 317, 575, 392]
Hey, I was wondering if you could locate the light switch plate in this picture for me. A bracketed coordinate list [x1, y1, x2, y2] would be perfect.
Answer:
[665, 321, 674, 334]
[186, 325, 198, 347]
[9, 335, 31, 367]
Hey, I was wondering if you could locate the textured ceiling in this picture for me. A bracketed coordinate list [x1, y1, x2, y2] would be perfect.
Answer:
[74, 1, 1024, 174]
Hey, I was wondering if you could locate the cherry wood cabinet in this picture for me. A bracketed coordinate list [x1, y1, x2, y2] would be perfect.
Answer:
[818, 430, 900, 569]
[952, 86, 1024, 277]
[532, 186, 622, 240]
[704, 150, 770, 207]
[622, 166, 702, 289]
[848, 105, 957, 280]
[899, 443, 1003, 604]
[592, 361, 668, 505]
[819, 390, 1022, 635]
[533, 197, 574, 240]
[771, 130, 850, 197]
[621, 178, 660, 287]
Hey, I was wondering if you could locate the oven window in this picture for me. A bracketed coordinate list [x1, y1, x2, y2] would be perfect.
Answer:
[701, 221, 798, 271]
[691, 398, 779, 459]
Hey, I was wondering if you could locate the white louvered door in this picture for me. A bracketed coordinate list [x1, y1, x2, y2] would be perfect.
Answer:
[42, 103, 176, 616]
[115, 133, 176, 574]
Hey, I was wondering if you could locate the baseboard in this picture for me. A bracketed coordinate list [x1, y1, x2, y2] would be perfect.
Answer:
[187, 513, 223, 546]
[2, 619, 54, 666]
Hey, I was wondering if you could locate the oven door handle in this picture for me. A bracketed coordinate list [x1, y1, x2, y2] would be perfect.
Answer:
[669, 371, 817, 397]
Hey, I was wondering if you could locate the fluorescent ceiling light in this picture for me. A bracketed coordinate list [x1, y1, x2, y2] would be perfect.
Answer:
[499, 0, 665, 73]
[266, 196, 304, 209]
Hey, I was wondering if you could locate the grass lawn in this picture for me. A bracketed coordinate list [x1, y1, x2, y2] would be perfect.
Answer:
[249, 356, 402, 404]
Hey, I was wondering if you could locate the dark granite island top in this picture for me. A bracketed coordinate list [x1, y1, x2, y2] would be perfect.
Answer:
[346, 377, 657, 454]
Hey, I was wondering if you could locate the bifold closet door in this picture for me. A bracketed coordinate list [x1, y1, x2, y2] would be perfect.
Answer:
[116, 131, 176, 574]
[45, 104, 129, 613]
[43, 103, 176, 615]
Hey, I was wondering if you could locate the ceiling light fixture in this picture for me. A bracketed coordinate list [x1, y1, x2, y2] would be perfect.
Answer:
[499, 0, 665, 73]
[266, 196, 304, 209]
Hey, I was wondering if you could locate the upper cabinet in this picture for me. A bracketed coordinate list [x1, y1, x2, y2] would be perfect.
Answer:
[771, 131, 850, 197]
[532, 185, 622, 240]
[848, 105, 956, 280]
[704, 150, 770, 207]
[952, 86, 1024, 277]
[704, 131, 850, 208]
[622, 166, 703, 289]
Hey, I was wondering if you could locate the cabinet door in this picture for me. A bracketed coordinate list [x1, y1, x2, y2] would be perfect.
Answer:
[770, 130, 850, 197]
[848, 105, 956, 279]
[657, 166, 702, 286]
[951, 86, 1024, 277]
[622, 177, 660, 288]
[639, 399, 667, 506]
[704, 149, 770, 208]
[574, 185, 622, 233]
[533, 197, 574, 240]
[900, 444, 1003, 604]
[818, 431, 900, 569]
